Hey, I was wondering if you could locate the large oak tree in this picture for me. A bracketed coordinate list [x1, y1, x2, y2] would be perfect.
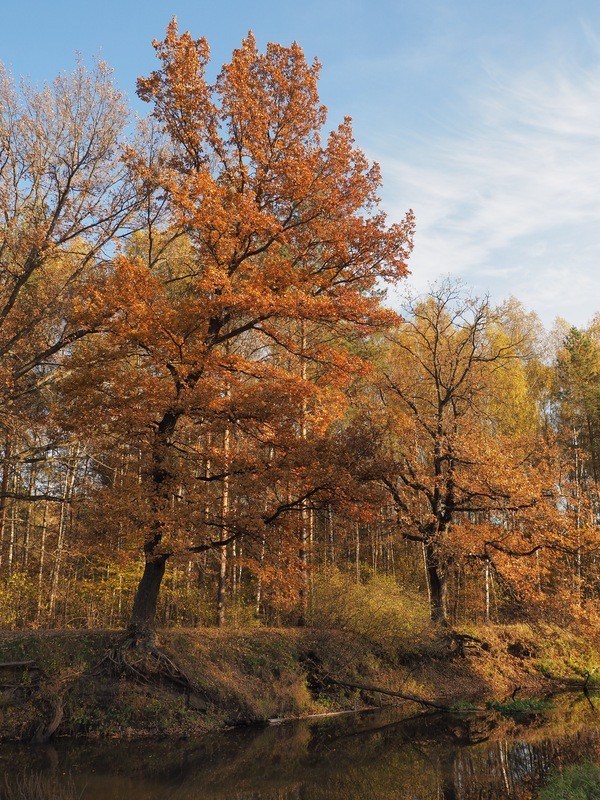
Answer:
[86, 22, 414, 636]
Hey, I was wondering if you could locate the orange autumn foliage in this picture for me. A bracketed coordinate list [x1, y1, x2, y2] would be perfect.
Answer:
[84, 21, 414, 633]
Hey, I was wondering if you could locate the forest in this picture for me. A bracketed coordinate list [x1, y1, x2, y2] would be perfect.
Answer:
[0, 20, 598, 643]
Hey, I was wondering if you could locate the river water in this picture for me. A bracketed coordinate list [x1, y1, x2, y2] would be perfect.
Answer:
[1, 695, 598, 799]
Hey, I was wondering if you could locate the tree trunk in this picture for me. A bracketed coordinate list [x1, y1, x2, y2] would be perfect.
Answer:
[36, 493, 50, 624]
[216, 418, 231, 627]
[297, 320, 311, 626]
[424, 541, 448, 626]
[129, 553, 169, 638]
[49, 446, 79, 622]
[128, 409, 179, 637]
[297, 504, 311, 626]
[484, 561, 491, 623]
[0, 436, 11, 573]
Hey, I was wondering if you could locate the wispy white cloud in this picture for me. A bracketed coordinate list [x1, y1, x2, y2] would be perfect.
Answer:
[378, 55, 600, 328]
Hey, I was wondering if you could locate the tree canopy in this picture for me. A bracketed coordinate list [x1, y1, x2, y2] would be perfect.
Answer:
[0, 23, 597, 637]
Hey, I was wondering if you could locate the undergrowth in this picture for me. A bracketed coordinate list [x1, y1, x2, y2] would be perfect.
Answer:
[308, 569, 432, 658]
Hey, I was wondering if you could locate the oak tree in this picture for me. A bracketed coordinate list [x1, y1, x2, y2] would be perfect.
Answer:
[91, 21, 413, 636]
[378, 282, 558, 625]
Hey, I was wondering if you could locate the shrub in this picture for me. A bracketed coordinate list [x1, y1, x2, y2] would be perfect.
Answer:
[308, 568, 430, 652]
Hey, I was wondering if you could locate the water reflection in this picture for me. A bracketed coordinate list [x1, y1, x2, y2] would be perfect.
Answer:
[1, 695, 598, 799]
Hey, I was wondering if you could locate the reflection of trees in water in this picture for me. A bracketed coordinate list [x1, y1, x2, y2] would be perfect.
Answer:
[451, 730, 600, 800]
[538, 763, 600, 800]
[2, 771, 78, 800]
[1, 704, 599, 799]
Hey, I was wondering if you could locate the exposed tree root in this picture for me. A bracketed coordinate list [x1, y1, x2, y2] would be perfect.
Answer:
[96, 631, 197, 694]
[31, 691, 65, 744]
[441, 631, 488, 658]
[27, 631, 207, 743]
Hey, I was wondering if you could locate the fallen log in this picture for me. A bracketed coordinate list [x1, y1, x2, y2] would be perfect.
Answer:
[325, 677, 451, 711]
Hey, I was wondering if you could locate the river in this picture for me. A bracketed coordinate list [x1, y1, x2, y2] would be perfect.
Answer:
[1, 694, 598, 799]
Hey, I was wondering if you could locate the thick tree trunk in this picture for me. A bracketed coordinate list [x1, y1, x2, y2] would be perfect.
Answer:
[128, 409, 179, 637]
[424, 541, 448, 626]
[129, 553, 169, 637]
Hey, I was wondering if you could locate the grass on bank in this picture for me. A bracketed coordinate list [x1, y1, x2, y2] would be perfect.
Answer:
[0, 571, 598, 740]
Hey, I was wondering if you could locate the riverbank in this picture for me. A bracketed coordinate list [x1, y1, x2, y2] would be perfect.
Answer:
[0, 622, 598, 740]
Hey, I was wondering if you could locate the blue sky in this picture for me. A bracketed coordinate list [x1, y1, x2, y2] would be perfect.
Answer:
[3, 0, 600, 328]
